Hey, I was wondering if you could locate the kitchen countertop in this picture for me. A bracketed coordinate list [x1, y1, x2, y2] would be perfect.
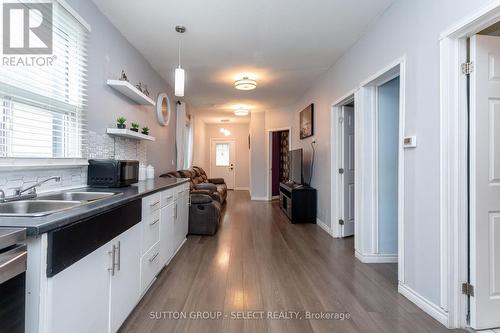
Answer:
[0, 177, 189, 236]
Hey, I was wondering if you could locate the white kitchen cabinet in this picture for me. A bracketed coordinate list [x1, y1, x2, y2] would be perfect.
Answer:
[159, 202, 175, 267]
[41, 183, 189, 333]
[109, 223, 141, 333]
[140, 242, 161, 293]
[46, 224, 141, 333]
[46, 240, 112, 333]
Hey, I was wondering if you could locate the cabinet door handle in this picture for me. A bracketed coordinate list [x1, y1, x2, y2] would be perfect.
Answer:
[166, 195, 174, 200]
[108, 245, 116, 276]
[150, 218, 159, 226]
[174, 203, 177, 219]
[150, 200, 160, 208]
[149, 252, 159, 263]
[116, 241, 121, 271]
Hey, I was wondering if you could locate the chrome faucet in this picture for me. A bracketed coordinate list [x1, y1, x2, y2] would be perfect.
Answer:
[0, 176, 61, 203]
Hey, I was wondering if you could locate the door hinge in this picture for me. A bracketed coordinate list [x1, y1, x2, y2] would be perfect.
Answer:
[339, 219, 345, 225]
[339, 168, 344, 174]
[462, 282, 474, 296]
[461, 62, 473, 75]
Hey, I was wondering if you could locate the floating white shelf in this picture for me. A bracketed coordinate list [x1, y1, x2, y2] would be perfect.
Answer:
[106, 128, 156, 141]
[106, 79, 155, 106]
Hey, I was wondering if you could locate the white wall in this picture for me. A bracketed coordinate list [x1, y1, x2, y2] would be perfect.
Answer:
[192, 116, 207, 169]
[250, 112, 267, 198]
[261, 0, 491, 309]
[377, 77, 399, 255]
[205, 123, 250, 189]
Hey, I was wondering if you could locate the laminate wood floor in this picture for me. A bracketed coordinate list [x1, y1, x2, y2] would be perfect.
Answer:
[120, 190, 465, 333]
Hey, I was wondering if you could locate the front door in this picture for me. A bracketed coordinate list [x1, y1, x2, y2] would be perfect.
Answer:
[342, 106, 355, 237]
[469, 34, 500, 330]
[211, 140, 235, 189]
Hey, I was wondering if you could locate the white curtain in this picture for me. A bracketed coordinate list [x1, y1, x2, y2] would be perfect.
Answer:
[176, 101, 193, 169]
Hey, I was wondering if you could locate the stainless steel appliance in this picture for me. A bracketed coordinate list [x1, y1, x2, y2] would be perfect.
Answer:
[87, 159, 139, 188]
[0, 228, 27, 333]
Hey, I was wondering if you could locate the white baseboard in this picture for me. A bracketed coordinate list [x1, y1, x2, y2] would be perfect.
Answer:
[398, 282, 449, 328]
[316, 218, 332, 235]
[251, 196, 269, 201]
[355, 251, 398, 263]
[234, 187, 249, 191]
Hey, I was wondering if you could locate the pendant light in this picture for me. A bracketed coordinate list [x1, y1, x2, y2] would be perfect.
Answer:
[175, 26, 186, 97]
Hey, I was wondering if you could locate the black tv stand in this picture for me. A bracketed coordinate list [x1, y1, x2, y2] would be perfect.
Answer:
[279, 182, 317, 223]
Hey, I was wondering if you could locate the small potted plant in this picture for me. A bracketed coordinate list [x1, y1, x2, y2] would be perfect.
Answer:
[116, 117, 126, 129]
[131, 122, 140, 132]
[141, 126, 150, 135]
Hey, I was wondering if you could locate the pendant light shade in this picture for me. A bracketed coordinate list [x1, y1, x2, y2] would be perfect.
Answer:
[175, 26, 186, 97]
[175, 66, 185, 97]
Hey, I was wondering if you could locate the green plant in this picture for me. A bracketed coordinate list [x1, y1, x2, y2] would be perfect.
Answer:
[117, 117, 126, 125]
[141, 126, 150, 135]
[131, 122, 139, 129]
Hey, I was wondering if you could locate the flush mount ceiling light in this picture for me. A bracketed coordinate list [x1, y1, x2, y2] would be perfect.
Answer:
[234, 107, 249, 116]
[220, 128, 231, 136]
[174, 25, 186, 97]
[234, 77, 257, 91]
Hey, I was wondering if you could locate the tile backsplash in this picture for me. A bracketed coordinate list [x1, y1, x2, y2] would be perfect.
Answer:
[0, 130, 148, 196]
[0, 167, 87, 196]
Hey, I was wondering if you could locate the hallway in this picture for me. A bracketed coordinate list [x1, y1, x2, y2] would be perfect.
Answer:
[120, 191, 463, 333]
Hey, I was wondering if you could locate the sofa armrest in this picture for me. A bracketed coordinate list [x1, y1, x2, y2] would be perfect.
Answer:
[190, 193, 213, 204]
[195, 183, 217, 192]
[208, 178, 225, 184]
[191, 189, 211, 195]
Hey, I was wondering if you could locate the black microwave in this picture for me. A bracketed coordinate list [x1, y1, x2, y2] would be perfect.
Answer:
[87, 159, 139, 188]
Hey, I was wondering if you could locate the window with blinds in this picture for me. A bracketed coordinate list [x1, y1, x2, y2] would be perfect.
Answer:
[0, 1, 88, 158]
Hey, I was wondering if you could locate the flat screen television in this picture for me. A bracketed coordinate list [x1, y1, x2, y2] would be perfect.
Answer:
[289, 148, 303, 184]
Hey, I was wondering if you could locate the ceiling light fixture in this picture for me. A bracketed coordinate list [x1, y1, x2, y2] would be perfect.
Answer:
[220, 128, 231, 136]
[174, 25, 186, 97]
[234, 107, 249, 116]
[234, 77, 257, 91]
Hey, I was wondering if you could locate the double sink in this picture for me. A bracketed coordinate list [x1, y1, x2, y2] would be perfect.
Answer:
[0, 191, 121, 217]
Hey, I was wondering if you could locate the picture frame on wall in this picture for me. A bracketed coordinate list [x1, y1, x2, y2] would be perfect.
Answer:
[299, 103, 314, 139]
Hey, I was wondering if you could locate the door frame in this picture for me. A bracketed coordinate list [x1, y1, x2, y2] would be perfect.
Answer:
[265, 127, 292, 201]
[330, 57, 406, 268]
[332, 95, 356, 239]
[209, 138, 237, 190]
[440, 2, 500, 329]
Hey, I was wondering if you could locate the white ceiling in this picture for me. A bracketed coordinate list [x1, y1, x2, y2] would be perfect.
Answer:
[93, 0, 394, 124]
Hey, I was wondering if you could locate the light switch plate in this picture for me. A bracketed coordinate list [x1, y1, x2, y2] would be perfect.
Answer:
[403, 136, 417, 148]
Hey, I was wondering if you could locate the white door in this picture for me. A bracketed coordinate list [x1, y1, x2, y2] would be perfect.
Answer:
[109, 224, 141, 333]
[341, 106, 355, 237]
[211, 140, 236, 189]
[469, 34, 500, 330]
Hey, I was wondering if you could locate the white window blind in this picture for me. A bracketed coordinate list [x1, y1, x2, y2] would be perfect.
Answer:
[0, 1, 88, 158]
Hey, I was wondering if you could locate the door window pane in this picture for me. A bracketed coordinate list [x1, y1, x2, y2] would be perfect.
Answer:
[215, 143, 230, 166]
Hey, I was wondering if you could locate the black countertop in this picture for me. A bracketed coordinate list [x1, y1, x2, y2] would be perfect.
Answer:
[0, 178, 189, 236]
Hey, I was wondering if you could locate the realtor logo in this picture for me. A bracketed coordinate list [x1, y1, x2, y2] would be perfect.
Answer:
[2, 2, 53, 54]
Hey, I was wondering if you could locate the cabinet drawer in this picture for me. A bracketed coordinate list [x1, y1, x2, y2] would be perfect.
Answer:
[141, 211, 160, 255]
[140, 242, 160, 294]
[161, 188, 175, 207]
[142, 192, 161, 218]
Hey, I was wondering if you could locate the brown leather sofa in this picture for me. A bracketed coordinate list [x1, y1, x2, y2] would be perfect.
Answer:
[160, 166, 227, 235]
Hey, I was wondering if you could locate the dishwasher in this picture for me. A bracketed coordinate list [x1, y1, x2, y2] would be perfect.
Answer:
[0, 228, 27, 333]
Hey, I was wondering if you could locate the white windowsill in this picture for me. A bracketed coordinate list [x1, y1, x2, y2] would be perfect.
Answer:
[0, 158, 88, 170]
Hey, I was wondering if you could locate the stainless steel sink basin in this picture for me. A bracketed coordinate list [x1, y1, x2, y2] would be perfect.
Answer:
[37, 191, 118, 202]
[0, 200, 82, 217]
